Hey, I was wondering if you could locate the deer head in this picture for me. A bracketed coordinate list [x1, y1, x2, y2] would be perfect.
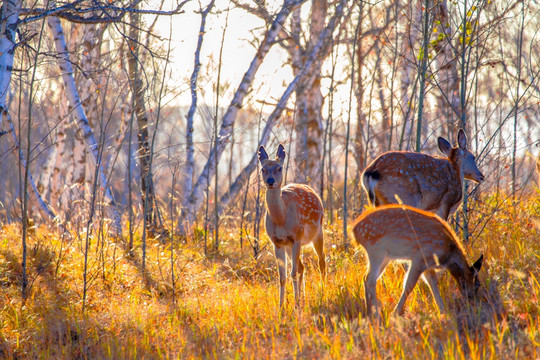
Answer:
[258, 144, 286, 189]
[437, 129, 484, 183]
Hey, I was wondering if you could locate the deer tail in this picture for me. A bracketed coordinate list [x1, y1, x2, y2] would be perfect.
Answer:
[362, 170, 380, 206]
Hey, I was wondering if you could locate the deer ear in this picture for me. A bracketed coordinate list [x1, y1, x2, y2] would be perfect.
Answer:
[258, 146, 269, 163]
[276, 144, 286, 164]
[438, 137, 452, 157]
[457, 129, 468, 150]
[471, 254, 483, 274]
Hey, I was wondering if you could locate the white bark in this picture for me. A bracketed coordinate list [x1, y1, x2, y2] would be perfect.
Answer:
[49, 123, 67, 208]
[47, 15, 122, 235]
[179, 0, 306, 233]
[37, 121, 66, 201]
[183, 0, 215, 208]
[78, 24, 105, 128]
[0, 0, 22, 131]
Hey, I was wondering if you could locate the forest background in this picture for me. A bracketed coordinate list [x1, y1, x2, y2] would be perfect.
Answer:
[0, 0, 539, 358]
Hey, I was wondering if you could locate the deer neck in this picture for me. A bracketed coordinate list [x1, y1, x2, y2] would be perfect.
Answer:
[449, 158, 464, 194]
[265, 187, 287, 226]
[447, 254, 473, 296]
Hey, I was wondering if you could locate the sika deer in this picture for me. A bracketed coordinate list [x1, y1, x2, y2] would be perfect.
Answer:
[258, 144, 326, 309]
[352, 205, 484, 316]
[362, 129, 484, 220]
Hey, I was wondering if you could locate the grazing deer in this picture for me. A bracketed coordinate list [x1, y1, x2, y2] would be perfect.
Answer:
[352, 205, 484, 316]
[362, 129, 484, 220]
[258, 144, 326, 309]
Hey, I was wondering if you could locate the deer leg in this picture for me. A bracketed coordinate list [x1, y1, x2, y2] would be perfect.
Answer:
[436, 204, 451, 221]
[313, 230, 326, 280]
[290, 241, 302, 305]
[274, 246, 287, 309]
[394, 260, 425, 315]
[364, 254, 389, 317]
[422, 269, 445, 313]
[298, 255, 305, 302]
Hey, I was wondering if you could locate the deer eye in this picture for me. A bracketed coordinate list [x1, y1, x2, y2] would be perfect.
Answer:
[278, 167, 282, 172]
[262, 169, 268, 174]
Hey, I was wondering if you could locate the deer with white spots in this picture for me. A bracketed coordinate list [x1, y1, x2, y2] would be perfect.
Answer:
[362, 129, 484, 220]
[258, 144, 326, 309]
[352, 205, 484, 316]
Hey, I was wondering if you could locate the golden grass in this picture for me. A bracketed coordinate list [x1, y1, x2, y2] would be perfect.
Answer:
[0, 194, 539, 359]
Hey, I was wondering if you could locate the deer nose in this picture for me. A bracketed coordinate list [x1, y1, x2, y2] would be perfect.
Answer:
[267, 178, 275, 186]
[478, 172, 485, 182]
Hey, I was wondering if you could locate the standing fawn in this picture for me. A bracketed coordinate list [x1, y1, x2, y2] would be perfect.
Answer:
[258, 144, 326, 309]
[362, 129, 484, 220]
[352, 205, 484, 316]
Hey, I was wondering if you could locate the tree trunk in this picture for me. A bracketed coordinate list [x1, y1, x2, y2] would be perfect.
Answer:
[182, 0, 215, 235]
[398, 1, 422, 150]
[127, 10, 156, 233]
[0, 0, 22, 132]
[375, 43, 391, 152]
[47, 15, 122, 235]
[415, 0, 431, 152]
[294, 0, 327, 189]
[433, 0, 461, 136]
[37, 121, 66, 202]
[70, 23, 106, 207]
[354, 3, 366, 171]
[49, 123, 67, 209]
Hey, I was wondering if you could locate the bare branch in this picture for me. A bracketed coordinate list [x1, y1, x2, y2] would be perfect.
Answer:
[20, 0, 190, 24]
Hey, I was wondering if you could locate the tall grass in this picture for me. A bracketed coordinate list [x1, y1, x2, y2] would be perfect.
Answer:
[0, 194, 538, 359]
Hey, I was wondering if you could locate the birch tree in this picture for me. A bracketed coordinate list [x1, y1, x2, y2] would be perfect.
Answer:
[0, 1, 187, 233]
[0, 0, 22, 133]
[182, 0, 215, 231]
[37, 121, 66, 204]
[47, 15, 122, 235]
[127, 7, 157, 234]
[74, 23, 107, 202]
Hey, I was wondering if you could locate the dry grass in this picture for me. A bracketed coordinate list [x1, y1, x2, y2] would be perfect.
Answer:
[0, 194, 539, 359]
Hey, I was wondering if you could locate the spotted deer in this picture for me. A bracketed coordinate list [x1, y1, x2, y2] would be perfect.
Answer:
[362, 129, 484, 220]
[352, 205, 484, 316]
[258, 144, 326, 309]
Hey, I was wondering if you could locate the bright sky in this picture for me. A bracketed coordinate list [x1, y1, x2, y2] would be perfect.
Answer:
[154, 0, 296, 112]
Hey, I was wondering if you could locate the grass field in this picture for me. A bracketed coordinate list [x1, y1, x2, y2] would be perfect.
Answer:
[0, 194, 539, 359]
